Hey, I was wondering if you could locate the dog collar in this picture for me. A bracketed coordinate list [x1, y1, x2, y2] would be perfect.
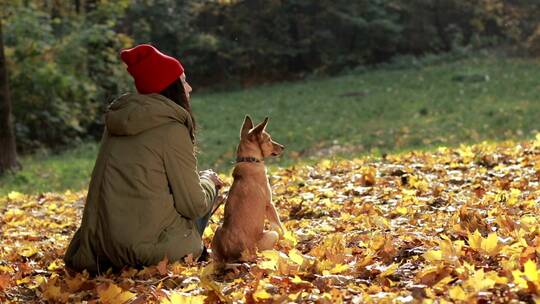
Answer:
[236, 156, 262, 163]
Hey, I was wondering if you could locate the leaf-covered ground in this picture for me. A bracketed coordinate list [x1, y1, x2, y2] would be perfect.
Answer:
[2, 138, 540, 303]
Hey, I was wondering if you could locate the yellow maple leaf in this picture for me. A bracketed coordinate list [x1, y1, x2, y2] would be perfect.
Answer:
[360, 166, 377, 186]
[253, 288, 272, 300]
[448, 285, 467, 300]
[97, 283, 136, 304]
[468, 230, 500, 256]
[253, 278, 273, 300]
[202, 224, 215, 239]
[29, 275, 45, 290]
[161, 293, 206, 304]
[18, 245, 38, 258]
[457, 145, 475, 163]
[507, 188, 521, 206]
[287, 292, 302, 301]
[199, 261, 215, 278]
[260, 250, 288, 272]
[534, 133, 540, 148]
[16, 276, 31, 285]
[322, 288, 344, 304]
[3, 209, 24, 223]
[283, 230, 298, 246]
[291, 275, 310, 284]
[379, 263, 399, 277]
[288, 249, 304, 265]
[512, 269, 529, 289]
[200, 273, 229, 303]
[481, 233, 499, 255]
[524, 259, 539, 282]
[7, 191, 23, 201]
[465, 269, 496, 292]
[261, 249, 281, 260]
[486, 270, 508, 285]
[423, 250, 443, 263]
[259, 252, 278, 270]
[401, 188, 417, 197]
[318, 259, 337, 274]
[0, 265, 14, 274]
[439, 237, 464, 264]
[468, 230, 483, 251]
[409, 175, 429, 192]
[47, 260, 62, 271]
[259, 259, 278, 271]
[330, 263, 350, 274]
[396, 206, 408, 215]
[434, 275, 455, 290]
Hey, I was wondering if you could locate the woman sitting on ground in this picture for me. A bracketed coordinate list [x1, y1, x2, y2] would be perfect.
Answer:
[64, 44, 223, 273]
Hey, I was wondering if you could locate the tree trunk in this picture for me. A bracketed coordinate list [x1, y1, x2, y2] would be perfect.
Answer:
[0, 20, 19, 176]
[75, 0, 81, 14]
[433, 0, 452, 52]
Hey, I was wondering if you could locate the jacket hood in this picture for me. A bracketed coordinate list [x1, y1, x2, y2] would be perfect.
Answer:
[105, 93, 192, 136]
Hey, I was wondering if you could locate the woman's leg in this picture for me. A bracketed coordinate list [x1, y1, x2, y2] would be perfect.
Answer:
[194, 195, 223, 262]
[195, 210, 212, 236]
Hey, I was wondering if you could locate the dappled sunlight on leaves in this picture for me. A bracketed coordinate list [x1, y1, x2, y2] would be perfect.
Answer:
[2, 138, 540, 302]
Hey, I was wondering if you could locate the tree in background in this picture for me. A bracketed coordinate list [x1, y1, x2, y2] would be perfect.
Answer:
[394, 0, 540, 55]
[479, 0, 540, 52]
[178, 0, 403, 85]
[123, 0, 195, 57]
[3, 1, 132, 151]
[0, 19, 19, 175]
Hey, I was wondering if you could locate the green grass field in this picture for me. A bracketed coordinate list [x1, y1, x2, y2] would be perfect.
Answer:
[1, 54, 539, 196]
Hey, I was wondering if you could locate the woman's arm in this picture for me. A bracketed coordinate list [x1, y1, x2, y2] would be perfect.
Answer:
[163, 123, 216, 219]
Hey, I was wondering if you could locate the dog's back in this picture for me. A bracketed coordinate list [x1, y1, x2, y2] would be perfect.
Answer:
[212, 164, 270, 261]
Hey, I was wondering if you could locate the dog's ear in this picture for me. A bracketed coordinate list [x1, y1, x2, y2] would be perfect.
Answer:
[240, 115, 254, 138]
[251, 117, 269, 135]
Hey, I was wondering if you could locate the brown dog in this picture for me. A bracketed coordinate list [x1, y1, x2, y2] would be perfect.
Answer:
[211, 115, 285, 262]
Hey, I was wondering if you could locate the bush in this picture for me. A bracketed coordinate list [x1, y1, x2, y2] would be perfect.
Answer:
[527, 24, 540, 56]
[4, 5, 132, 151]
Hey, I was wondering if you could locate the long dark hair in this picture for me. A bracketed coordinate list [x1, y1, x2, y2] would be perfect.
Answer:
[159, 79, 196, 142]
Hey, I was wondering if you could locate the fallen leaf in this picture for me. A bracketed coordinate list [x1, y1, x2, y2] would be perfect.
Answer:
[97, 283, 136, 304]
[157, 256, 169, 276]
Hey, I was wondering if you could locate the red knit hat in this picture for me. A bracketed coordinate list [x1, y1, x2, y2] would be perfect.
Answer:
[120, 44, 184, 94]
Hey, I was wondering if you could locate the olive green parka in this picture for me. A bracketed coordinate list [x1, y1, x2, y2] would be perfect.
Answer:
[64, 93, 216, 273]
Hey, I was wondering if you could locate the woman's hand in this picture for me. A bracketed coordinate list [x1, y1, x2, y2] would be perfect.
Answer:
[200, 169, 225, 191]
